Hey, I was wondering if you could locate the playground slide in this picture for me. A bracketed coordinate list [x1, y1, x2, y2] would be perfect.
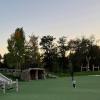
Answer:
[0, 73, 12, 85]
[0, 73, 19, 94]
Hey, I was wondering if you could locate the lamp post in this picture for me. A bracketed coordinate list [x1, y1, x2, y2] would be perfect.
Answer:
[68, 51, 74, 81]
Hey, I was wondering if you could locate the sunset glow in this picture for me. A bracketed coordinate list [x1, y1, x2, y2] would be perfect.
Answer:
[0, 0, 100, 55]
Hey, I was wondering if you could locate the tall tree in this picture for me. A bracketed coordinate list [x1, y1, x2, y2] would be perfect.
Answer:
[68, 36, 100, 71]
[7, 28, 25, 70]
[79, 37, 92, 70]
[57, 36, 68, 72]
[67, 39, 81, 71]
[40, 35, 57, 72]
[58, 36, 68, 57]
[25, 34, 40, 68]
[68, 39, 80, 53]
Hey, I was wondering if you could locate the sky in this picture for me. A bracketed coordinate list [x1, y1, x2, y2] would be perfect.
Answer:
[0, 0, 100, 56]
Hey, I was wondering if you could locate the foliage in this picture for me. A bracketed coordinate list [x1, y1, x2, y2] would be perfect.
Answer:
[40, 35, 58, 72]
[57, 36, 68, 72]
[6, 28, 25, 70]
[2, 28, 100, 73]
[24, 34, 40, 68]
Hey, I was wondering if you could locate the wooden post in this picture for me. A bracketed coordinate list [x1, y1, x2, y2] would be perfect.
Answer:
[87, 65, 90, 72]
[35, 70, 38, 80]
[98, 66, 99, 71]
[81, 65, 82, 72]
[93, 65, 94, 71]
[16, 79, 18, 92]
[86, 56, 90, 72]
[3, 83, 5, 94]
[43, 70, 46, 79]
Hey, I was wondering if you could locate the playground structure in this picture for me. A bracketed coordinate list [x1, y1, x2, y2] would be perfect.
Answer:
[0, 73, 18, 94]
[92, 65, 100, 71]
[21, 68, 46, 81]
[81, 64, 99, 72]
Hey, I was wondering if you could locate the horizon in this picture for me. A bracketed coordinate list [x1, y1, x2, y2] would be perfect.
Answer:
[0, 0, 100, 56]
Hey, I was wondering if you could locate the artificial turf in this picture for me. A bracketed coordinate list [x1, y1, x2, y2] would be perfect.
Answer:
[0, 76, 100, 100]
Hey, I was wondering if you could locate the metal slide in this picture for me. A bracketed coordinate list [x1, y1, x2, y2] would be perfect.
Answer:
[0, 73, 12, 85]
[0, 73, 18, 94]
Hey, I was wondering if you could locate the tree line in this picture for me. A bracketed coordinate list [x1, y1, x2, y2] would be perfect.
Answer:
[0, 28, 100, 73]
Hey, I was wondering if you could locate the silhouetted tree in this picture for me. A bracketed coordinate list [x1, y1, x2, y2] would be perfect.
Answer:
[40, 35, 57, 72]
[6, 28, 25, 70]
[24, 34, 40, 68]
[58, 36, 68, 72]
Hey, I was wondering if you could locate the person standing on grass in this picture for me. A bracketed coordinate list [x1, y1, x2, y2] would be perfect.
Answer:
[72, 80, 76, 88]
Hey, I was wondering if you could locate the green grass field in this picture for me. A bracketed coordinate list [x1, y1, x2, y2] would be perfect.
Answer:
[0, 76, 100, 100]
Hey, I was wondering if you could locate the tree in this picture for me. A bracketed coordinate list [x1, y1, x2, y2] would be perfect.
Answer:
[7, 28, 25, 70]
[25, 34, 40, 68]
[58, 36, 68, 57]
[68, 36, 100, 71]
[67, 39, 81, 71]
[79, 37, 92, 71]
[40, 35, 57, 72]
[68, 39, 80, 53]
[57, 36, 68, 72]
